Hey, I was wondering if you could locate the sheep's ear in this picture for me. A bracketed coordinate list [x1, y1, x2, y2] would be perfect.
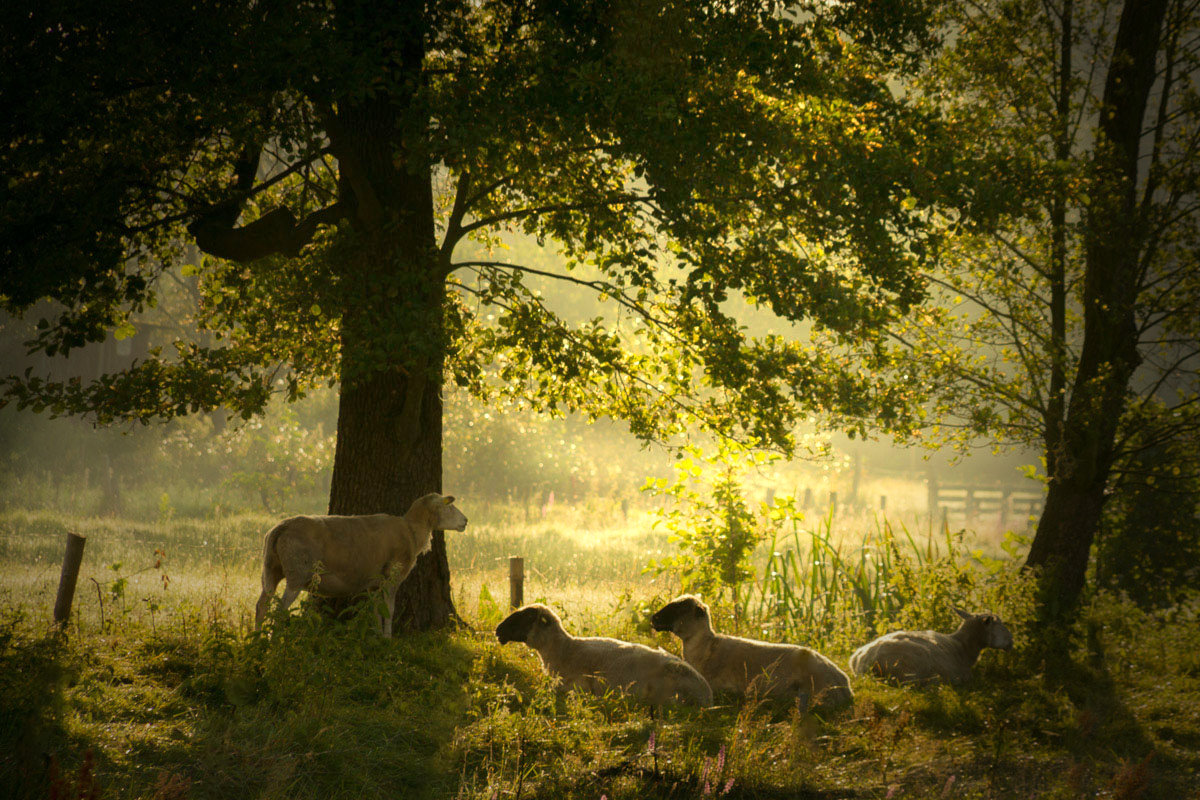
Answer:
[443, 495, 455, 505]
[952, 606, 971, 621]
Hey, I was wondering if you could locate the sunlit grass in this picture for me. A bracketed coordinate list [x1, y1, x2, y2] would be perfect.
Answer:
[0, 489, 1026, 639]
[3, 492, 1198, 799]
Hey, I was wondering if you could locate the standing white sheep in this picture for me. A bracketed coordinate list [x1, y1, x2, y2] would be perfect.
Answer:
[496, 603, 714, 708]
[651, 594, 853, 710]
[254, 493, 468, 637]
[848, 607, 1014, 685]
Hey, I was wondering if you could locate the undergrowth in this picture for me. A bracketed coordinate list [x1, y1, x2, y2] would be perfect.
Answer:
[2, 589, 1198, 800]
[3, 490, 1198, 799]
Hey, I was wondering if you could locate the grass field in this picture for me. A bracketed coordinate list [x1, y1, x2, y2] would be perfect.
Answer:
[2, 494, 1199, 799]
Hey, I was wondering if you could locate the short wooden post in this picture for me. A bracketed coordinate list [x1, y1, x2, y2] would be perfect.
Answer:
[54, 532, 87, 629]
[850, 450, 862, 508]
[509, 556, 524, 609]
[880, 495, 887, 511]
[926, 467, 938, 534]
[802, 487, 812, 509]
[829, 491, 837, 515]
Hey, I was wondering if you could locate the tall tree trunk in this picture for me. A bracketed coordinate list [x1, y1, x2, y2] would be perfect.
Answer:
[322, 17, 456, 628]
[324, 218, 456, 630]
[327, 340, 454, 630]
[1025, 0, 1168, 621]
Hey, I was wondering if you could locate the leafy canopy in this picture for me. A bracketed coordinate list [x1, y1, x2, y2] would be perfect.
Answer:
[2, 0, 951, 452]
[888, 0, 1200, 465]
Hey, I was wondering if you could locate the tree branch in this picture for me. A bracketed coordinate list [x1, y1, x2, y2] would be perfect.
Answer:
[190, 201, 349, 263]
[440, 171, 473, 260]
[458, 194, 650, 237]
[452, 259, 677, 335]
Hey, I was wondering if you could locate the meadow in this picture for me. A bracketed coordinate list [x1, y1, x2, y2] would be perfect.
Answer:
[2, 482, 1198, 800]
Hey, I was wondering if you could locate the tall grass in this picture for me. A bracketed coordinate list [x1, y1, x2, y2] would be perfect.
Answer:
[751, 510, 1032, 652]
[4, 490, 1199, 799]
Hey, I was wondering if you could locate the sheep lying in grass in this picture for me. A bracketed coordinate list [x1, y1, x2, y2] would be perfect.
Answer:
[651, 594, 853, 711]
[254, 493, 468, 637]
[496, 603, 714, 708]
[849, 607, 1014, 686]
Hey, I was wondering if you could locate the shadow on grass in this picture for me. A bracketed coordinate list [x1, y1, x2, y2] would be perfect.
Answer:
[585, 762, 866, 800]
[862, 626, 1171, 797]
[0, 611, 76, 800]
[2, 601, 480, 800]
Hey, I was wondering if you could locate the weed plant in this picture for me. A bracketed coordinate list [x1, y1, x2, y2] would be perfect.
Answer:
[752, 509, 1036, 653]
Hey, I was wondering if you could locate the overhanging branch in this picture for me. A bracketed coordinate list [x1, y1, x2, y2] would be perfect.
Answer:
[458, 193, 650, 237]
[190, 201, 349, 262]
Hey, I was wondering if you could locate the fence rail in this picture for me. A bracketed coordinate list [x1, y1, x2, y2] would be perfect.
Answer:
[927, 481, 1043, 530]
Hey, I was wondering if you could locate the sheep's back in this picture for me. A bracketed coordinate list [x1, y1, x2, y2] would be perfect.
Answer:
[273, 514, 406, 595]
[558, 637, 712, 706]
[849, 630, 967, 684]
[703, 636, 851, 706]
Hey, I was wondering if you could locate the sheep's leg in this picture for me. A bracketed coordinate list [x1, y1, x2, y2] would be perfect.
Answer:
[376, 563, 405, 638]
[278, 582, 303, 616]
[381, 589, 396, 638]
[255, 542, 285, 629]
[254, 589, 275, 629]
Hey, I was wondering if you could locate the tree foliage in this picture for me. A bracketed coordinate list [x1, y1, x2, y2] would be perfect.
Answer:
[1095, 404, 1200, 608]
[2, 0, 946, 451]
[889, 0, 1200, 616]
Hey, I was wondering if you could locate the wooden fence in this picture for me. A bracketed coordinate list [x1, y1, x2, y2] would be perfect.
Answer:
[927, 480, 1044, 530]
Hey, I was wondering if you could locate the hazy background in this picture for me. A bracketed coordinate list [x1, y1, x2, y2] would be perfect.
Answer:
[0, 235, 1041, 525]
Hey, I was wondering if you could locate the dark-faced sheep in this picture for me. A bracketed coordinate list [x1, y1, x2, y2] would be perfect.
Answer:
[496, 603, 713, 707]
[254, 493, 468, 636]
[849, 607, 1013, 685]
[651, 594, 853, 710]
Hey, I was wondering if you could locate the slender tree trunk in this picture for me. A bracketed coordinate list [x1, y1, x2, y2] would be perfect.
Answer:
[1025, 0, 1168, 621]
[1043, 0, 1072, 481]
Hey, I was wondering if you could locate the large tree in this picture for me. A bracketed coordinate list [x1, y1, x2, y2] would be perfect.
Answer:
[893, 0, 1199, 619]
[1, 0, 943, 629]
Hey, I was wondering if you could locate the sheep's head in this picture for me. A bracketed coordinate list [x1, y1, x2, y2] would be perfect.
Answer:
[413, 493, 469, 531]
[651, 595, 710, 636]
[954, 607, 1014, 650]
[496, 604, 560, 645]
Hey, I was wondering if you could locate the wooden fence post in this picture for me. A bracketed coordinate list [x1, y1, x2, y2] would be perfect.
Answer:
[509, 556, 524, 609]
[54, 532, 87, 629]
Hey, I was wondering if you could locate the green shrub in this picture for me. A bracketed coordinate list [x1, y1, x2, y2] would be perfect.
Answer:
[1096, 418, 1200, 609]
[643, 444, 773, 621]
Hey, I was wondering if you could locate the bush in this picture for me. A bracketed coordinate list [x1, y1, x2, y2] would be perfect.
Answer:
[643, 444, 772, 620]
[1095, 421, 1200, 609]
